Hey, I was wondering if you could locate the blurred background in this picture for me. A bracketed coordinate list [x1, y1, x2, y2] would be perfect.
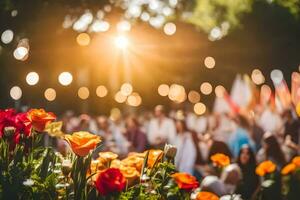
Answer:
[0, 0, 300, 114]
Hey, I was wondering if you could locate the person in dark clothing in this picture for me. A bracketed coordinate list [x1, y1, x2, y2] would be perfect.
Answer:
[236, 145, 259, 200]
[208, 140, 233, 161]
[283, 110, 300, 145]
[263, 134, 287, 168]
[125, 116, 147, 152]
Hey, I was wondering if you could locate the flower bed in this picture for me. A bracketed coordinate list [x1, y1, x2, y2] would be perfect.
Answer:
[1, 108, 300, 200]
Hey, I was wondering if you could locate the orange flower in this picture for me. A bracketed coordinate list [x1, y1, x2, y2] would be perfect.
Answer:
[122, 155, 144, 171]
[146, 149, 163, 168]
[210, 153, 230, 167]
[255, 160, 276, 177]
[292, 156, 300, 167]
[281, 163, 296, 175]
[171, 173, 199, 191]
[65, 131, 101, 157]
[99, 152, 118, 162]
[119, 165, 140, 186]
[196, 191, 219, 200]
[28, 109, 56, 132]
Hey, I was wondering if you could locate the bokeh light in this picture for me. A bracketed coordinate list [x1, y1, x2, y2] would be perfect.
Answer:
[215, 85, 225, 98]
[26, 72, 39, 86]
[58, 72, 73, 86]
[114, 35, 129, 49]
[141, 12, 150, 21]
[76, 33, 90, 46]
[44, 88, 56, 101]
[1, 29, 14, 44]
[115, 91, 127, 103]
[168, 84, 186, 103]
[209, 27, 222, 41]
[163, 22, 176, 35]
[96, 85, 108, 97]
[251, 69, 265, 85]
[13, 47, 28, 60]
[194, 102, 206, 115]
[204, 56, 216, 69]
[200, 82, 213, 95]
[90, 20, 110, 32]
[117, 20, 131, 32]
[78, 87, 90, 100]
[158, 84, 170, 96]
[11, 10, 18, 17]
[188, 90, 201, 103]
[127, 92, 142, 107]
[10, 86, 22, 100]
[270, 69, 283, 85]
[120, 83, 133, 96]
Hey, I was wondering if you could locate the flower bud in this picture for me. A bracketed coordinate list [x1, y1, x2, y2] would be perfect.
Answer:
[61, 159, 72, 176]
[164, 144, 177, 159]
[4, 126, 16, 138]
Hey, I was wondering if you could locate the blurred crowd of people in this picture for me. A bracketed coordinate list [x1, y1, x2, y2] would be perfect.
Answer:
[52, 104, 300, 200]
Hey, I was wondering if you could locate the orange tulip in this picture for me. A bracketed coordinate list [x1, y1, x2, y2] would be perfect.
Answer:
[65, 131, 101, 157]
[28, 109, 56, 132]
[171, 173, 199, 191]
[196, 191, 219, 200]
[210, 153, 230, 167]
[255, 160, 276, 177]
[292, 156, 300, 167]
[281, 163, 296, 175]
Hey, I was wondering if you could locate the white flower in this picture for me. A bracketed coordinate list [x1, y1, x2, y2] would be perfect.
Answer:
[23, 179, 34, 186]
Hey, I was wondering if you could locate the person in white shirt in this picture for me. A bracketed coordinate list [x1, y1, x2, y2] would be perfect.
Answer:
[148, 105, 176, 149]
[258, 107, 283, 134]
[195, 114, 208, 135]
[173, 120, 197, 174]
[186, 111, 197, 131]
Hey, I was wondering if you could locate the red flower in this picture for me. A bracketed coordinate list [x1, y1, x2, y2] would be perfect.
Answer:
[0, 109, 32, 139]
[94, 168, 126, 196]
[0, 109, 16, 138]
[15, 112, 32, 137]
[28, 109, 56, 132]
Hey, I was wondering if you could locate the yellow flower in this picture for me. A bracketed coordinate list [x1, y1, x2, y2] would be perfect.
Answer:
[99, 152, 118, 162]
[255, 160, 276, 177]
[110, 159, 123, 169]
[210, 153, 230, 167]
[122, 155, 144, 171]
[65, 131, 101, 157]
[119, 165, 140, 186]
[281, 163, 296, 175]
